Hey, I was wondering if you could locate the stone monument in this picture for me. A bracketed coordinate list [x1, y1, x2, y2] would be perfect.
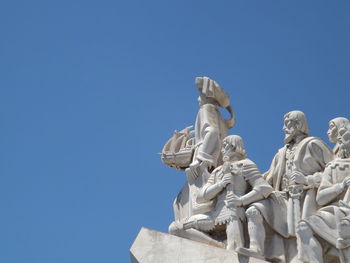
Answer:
[130, 77, 350, 263]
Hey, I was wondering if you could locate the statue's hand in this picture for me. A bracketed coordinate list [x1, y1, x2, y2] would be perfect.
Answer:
[290, 171, 307, 185]
[226, 192, 243, 207]
[340, 176, 350, 190]
[219, 173, 232, 188]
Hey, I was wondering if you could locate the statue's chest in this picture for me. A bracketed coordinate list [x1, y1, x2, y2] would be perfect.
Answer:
[217, 169, 248, 196]
[332, 163, 350, 183]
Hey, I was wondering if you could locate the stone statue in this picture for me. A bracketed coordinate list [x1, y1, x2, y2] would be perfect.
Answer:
[169, 135, 273, 255]
[161, 77, 235, 226]
[327, 117, 350, 156]
[189, 76, 235, 178]
[237, 111, 334, 262]
[297, 123, 350, 263]
[156, 80, 350, 263]
[186, 76, 236, 217]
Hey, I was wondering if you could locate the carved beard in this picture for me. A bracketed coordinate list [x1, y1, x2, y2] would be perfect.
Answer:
[284, 130, 296, 144]
[223, 151, 242, 162]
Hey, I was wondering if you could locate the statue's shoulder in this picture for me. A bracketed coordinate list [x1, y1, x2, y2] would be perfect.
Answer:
[302, 136, 327, 146]
[234, 158, 259, 173]
[304, 136, 333, 153]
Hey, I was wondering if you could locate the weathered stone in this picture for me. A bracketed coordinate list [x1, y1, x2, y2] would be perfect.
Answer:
[130, 227, 268, 263]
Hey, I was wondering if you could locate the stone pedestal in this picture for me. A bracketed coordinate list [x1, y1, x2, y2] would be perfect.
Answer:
[130, 227, 269, 263]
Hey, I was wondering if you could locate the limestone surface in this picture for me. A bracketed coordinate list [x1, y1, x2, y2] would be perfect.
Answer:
[130, 227, 268, 263]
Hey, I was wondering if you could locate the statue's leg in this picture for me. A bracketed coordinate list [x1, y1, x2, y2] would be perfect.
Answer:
[245, 206, 265, 255]
[168, 220, 225, 248]
[226, 218, 245, 250]
[337, 218, 350, 263]
[195, 126, 220, 166]
[296, 221, 323, 263]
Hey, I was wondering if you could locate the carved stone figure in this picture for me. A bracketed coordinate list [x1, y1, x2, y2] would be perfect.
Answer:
[169, 135, 272, 254]
[157, 81, 350, 263]
[327, 117, 350, 156]
[297, 124, 350, 263]
[186, 77, 236, 217]
[238, 111, 334, 262]
[163, 77, 235, 224]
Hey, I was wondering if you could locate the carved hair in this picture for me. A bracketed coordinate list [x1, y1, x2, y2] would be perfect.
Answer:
[284, 110, 310, 136]
[329, 117, 349, 131]
[223, 135, 246, 158]
[338, 126, 350, 158]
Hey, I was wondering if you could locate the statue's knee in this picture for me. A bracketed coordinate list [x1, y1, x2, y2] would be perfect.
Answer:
[246, 206, 262, 222]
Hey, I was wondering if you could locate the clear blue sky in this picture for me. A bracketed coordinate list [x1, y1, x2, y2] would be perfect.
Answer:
[1, 1, 350, 262]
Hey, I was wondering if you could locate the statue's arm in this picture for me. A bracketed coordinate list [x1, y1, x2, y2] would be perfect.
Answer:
[242, 163, 274, 206]
[316, 165, 344, 206]
[304, 140, 334, 188]
[263, 151, 280, 185]
[240, 189, 265, 206]
[196, 171, 225, 203]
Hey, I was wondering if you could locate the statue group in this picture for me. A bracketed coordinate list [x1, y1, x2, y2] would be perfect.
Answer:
[161, 77, 350, 263]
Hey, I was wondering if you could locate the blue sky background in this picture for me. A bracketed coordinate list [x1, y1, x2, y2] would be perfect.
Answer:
[1, 1, 350, 262]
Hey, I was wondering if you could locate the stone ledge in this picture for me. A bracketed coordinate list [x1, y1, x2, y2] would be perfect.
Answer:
[130, 227, 269, 263]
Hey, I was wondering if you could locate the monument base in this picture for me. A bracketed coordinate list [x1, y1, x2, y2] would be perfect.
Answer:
[130, 227, 269, 263]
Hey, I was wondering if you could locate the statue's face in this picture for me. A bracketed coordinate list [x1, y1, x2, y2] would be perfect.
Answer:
[283, 117, 298, 143]
[221, 140, 235, 162]
[327, 121, 338, 143]
[197, 96, 202, 106]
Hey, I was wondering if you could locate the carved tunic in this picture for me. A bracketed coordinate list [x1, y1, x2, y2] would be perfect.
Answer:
[201, 158, 272, 225]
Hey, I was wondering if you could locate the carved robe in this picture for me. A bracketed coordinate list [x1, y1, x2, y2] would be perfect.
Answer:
[193, 103, 228, 167]
[185, 103, 230, 217]
[303, 158, 350, 247]
[172, 103, 229, 222]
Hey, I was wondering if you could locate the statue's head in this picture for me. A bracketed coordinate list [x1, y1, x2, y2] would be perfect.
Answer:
[337, 126, 350, 158]
[327, 117, 349, 143]
[221, 135, 246, 162]
[283, 110, 309, 144]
